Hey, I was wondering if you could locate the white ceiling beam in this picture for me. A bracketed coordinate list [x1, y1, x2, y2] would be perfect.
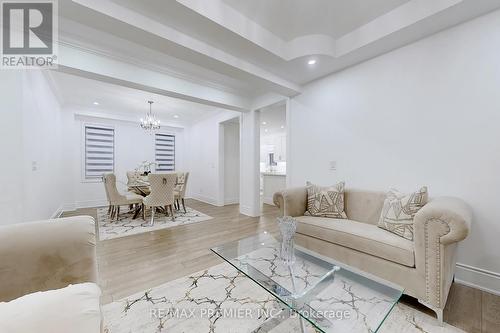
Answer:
[71, 0, 302, 96]
[57, 43, 251, 112]
[336, 0, 463, 57]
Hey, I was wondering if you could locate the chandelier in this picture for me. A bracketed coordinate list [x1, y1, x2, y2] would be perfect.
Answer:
[140, 101, 160, 131]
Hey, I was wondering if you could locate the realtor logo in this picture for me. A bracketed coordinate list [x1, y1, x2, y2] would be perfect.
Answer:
[1, 0, 58, 68]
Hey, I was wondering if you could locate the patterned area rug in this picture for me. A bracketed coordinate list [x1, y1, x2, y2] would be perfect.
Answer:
[97, 206, 213, 241]
[103, 262, 466, 333]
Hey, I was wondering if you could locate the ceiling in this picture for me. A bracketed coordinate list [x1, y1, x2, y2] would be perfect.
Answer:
[48, 71, 225, 126]
[222, 0, 411, 41]
[58, 0, 500, 103]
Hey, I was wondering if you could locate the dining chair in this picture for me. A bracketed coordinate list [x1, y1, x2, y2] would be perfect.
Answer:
[126, 171, 149, 195]
[142, 173, 177, 226]
[174, 172, 189, 213]
[103, 173, 143, 221]
[102, 175, 112, 216]
[126, 171, 139, 187]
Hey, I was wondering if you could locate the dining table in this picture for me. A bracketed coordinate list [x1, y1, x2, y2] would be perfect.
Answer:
[128, 179, 151, 196]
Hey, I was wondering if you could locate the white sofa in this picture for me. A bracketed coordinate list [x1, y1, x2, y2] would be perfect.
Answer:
[273, 187, 471, 323]
[0, 216, 102, 332]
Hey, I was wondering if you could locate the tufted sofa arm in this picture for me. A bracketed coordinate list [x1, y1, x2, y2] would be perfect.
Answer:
[414, 197, 471, 245]
[413, 196, 472, 310]
[273, 187, 308, 217]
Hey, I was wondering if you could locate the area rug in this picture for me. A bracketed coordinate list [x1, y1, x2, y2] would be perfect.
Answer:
[97, 206, 213, 241]
[102, 262, 465, 333]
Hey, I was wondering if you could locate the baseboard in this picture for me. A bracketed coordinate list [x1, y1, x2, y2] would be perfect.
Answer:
[61, 200, 107, 213]
[188, 194, 222, 207]
[240, 204, 260, 217]
[455, 262, 500, 296]
[224, 198, 239, 205]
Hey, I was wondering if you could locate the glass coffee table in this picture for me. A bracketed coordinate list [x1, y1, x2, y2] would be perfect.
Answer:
[211, 233, 403, 332]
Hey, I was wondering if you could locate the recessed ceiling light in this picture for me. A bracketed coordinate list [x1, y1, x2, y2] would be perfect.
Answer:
[262, 121, 267, 125]
[280, 125, 285, 129]
[308, 59, 316, 65]
[264, 129, 268, 133]
[173, 115, 179, 119]
[93, 102, 99, 105]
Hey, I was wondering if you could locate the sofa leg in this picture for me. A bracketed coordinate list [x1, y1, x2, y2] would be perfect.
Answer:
[418, 299, 444, 326]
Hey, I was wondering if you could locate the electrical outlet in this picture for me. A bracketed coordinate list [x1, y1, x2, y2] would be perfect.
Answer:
[329, 161, 337, 171]
[32, 161, 38, 171]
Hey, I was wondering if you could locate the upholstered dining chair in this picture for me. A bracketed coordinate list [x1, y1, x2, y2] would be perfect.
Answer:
[102, 175, 112, 216]
[174, 172, 190, 213]
[142, 173, 177, 225]
[126, 171, 150, 196]
[103, 173, 143, 221]
[126, 171, 139, 187]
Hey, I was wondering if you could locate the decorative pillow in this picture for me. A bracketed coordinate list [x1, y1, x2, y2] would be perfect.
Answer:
[0, 283, 102, 333]
[378, 186, 428, 241]
[305, 181, 347, 219]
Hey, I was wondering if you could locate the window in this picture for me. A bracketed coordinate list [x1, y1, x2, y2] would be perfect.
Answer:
[84, 125, 114, 179]
[155, 133, 175, 172]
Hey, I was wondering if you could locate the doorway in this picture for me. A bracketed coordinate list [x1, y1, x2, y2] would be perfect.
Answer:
[220, 117, 240, 205]
[259, 102, 287, 207]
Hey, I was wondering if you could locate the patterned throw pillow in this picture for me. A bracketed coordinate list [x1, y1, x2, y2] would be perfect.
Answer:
[305, 182, 347, 219]
[378, 187, 428, 241]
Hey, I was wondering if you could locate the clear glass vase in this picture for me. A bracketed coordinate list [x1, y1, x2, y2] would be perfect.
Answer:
[278, 216, 297, 265]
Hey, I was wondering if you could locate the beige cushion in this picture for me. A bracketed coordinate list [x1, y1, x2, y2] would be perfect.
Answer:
[305, 181, 347, 219]
[296, 216, 415, 267]
[125, 192, 143, 202]
[0, 283, 101, 333]
[378, 187, 428, 241]
[344, 189, 386, 225]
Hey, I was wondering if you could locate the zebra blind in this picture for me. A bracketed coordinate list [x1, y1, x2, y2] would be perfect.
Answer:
[155, 133, 175, 172]
[84, 125, 115, 179]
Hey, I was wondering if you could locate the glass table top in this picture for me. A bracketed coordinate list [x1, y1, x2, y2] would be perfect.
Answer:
[211, 233, 403, 332]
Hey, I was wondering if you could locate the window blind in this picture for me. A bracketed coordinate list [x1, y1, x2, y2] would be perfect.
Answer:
[84, 125, 115, 179]
[155, 133, 175, 172]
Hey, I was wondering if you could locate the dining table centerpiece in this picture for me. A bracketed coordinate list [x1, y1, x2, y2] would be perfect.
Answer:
[136, 161, 156, 176]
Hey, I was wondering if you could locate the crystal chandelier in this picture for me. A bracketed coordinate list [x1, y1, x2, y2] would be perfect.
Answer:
[140, 101, 160, 131]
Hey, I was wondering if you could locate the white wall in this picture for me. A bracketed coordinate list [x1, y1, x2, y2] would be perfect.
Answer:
[61, 108, 186, 209]
[0, 71, 24, 224]
[185, 110, 240, 205]
[22, 71, 66, 221]
[0, 70, 65, 224]
[223, 121, 240, 204]
[288, 10, 500, 293]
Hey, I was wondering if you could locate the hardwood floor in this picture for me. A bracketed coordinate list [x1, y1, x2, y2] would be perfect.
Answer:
[62, 199, 500, 333]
